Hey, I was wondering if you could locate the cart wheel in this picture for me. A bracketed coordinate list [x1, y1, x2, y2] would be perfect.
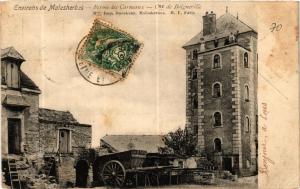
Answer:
[101, 160, 126, 187]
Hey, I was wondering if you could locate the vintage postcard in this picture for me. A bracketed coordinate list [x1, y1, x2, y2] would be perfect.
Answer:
[0, 1, 299, 189]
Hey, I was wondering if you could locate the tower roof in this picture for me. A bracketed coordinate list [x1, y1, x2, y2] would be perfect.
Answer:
[183, 13, 256, 48]
[1, 47, 25, 62]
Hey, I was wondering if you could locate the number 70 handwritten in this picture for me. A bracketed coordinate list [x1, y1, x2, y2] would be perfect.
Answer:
[270, 23, 282, 32]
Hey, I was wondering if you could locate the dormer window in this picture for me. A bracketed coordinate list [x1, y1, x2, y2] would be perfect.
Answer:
[224, 37, 229, 45]
[229, 32, 236, 43]
[213, 54, 221, 69]
[214, 38, 219, 48]
[1, 47, 25, 89]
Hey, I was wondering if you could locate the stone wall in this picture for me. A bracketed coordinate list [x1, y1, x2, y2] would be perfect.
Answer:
[58, 156, 75, 187]
[185, 33, 258, 175]
[22, 90, 40, 155]
[237, 33, 258, 175]
[38, 122, 58, 153]
[72, 125, 92, 150]
[201, 47, 234, 156]
[1, 86, 40, 155]
[39, 122, 91, 154]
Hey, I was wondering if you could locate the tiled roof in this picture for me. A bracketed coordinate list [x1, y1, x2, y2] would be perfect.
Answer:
[20, 71, 40, 91]
[1, 47, 25, 61]
[183, 13, 256, 47]
[39, 108, 79, 124]
[101, 135, 166, 153]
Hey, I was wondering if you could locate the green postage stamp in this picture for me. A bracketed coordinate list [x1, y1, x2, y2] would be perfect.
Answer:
[76, 19, 142, 86]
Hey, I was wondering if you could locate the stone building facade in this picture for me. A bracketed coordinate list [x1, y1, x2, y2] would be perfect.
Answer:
[183, 11, 258, 176]
[1, 47, 93, 187]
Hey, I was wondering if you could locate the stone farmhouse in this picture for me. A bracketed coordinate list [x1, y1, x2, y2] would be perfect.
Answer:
[1, 47, 93, 188]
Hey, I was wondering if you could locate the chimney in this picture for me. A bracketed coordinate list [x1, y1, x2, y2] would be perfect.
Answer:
[203, 11, 216, 36]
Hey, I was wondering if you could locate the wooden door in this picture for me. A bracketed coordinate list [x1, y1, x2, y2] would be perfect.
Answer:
[8, 119, 21, 154]
[6, 63, 19, 88]
[59, 129, 69, 153]
[223, 157, 233, 173]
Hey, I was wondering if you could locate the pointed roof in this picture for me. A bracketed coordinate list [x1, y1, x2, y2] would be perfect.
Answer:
[183, 13, 256, 47]
[1, 47, 25, 62]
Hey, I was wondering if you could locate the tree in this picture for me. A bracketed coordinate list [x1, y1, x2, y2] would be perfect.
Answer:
[162, 127, 197, 156]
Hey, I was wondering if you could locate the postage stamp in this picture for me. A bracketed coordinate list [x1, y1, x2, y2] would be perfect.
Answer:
[75, 19, 142, 86]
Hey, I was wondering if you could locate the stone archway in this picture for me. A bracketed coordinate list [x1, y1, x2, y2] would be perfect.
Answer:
[75, 160, 89, 187]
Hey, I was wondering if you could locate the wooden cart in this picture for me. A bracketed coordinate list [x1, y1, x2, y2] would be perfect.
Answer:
[93, 150, 179, 187]
[93, 150, 213, 187]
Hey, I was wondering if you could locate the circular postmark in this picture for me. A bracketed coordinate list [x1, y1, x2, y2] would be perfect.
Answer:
[75, 19, 142, 86]
[76, 36, 123, 86]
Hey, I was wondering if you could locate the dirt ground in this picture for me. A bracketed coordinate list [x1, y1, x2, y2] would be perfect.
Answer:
[2, 176, 257, 189]
[76, 176, 257, 189]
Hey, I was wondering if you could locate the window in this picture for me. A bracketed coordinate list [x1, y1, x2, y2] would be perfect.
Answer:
[213, 112, 222, 126]
[244, 52, 249, 68]
[229, 32, 236, 43]
[192, 68, 198, 80]
[256, 115, 258, 134]
[214, 38, 219, 48]
[214, 138, 222, 152]
[245, 85, 249, 101]
[1, 76, 6, 85]
[193, 125, 198, 135]
[245, 116, 250, 132]
[192, 96, 198, 109]
[192, 50, 198, 60]
[224, 37, 229, 45]
[213, 54, 221, 69]
[212, 82, 222, 97]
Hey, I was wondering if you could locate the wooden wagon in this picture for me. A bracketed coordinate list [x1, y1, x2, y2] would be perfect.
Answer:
[92, 150, 181, 187]
[92, 150, 214, 187]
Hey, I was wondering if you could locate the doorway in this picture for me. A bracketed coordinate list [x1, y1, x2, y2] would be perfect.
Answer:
[59, 129, 70, 153]
[222, 157, 233, 173]
[8, 119, 21, 154]
[75, 160, 89, 187]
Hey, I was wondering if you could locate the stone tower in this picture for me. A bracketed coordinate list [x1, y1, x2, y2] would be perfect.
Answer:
[183, 11, 258, 176]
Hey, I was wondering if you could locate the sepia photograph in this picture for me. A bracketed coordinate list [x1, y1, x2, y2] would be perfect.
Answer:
[0, 1, 298, 189]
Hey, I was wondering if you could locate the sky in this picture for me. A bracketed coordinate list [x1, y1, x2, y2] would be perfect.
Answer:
[0, 1, 268, 148]
[1, 1, 260, 147]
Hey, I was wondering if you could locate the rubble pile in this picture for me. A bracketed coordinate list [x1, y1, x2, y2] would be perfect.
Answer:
[26, 174, 58, 189]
